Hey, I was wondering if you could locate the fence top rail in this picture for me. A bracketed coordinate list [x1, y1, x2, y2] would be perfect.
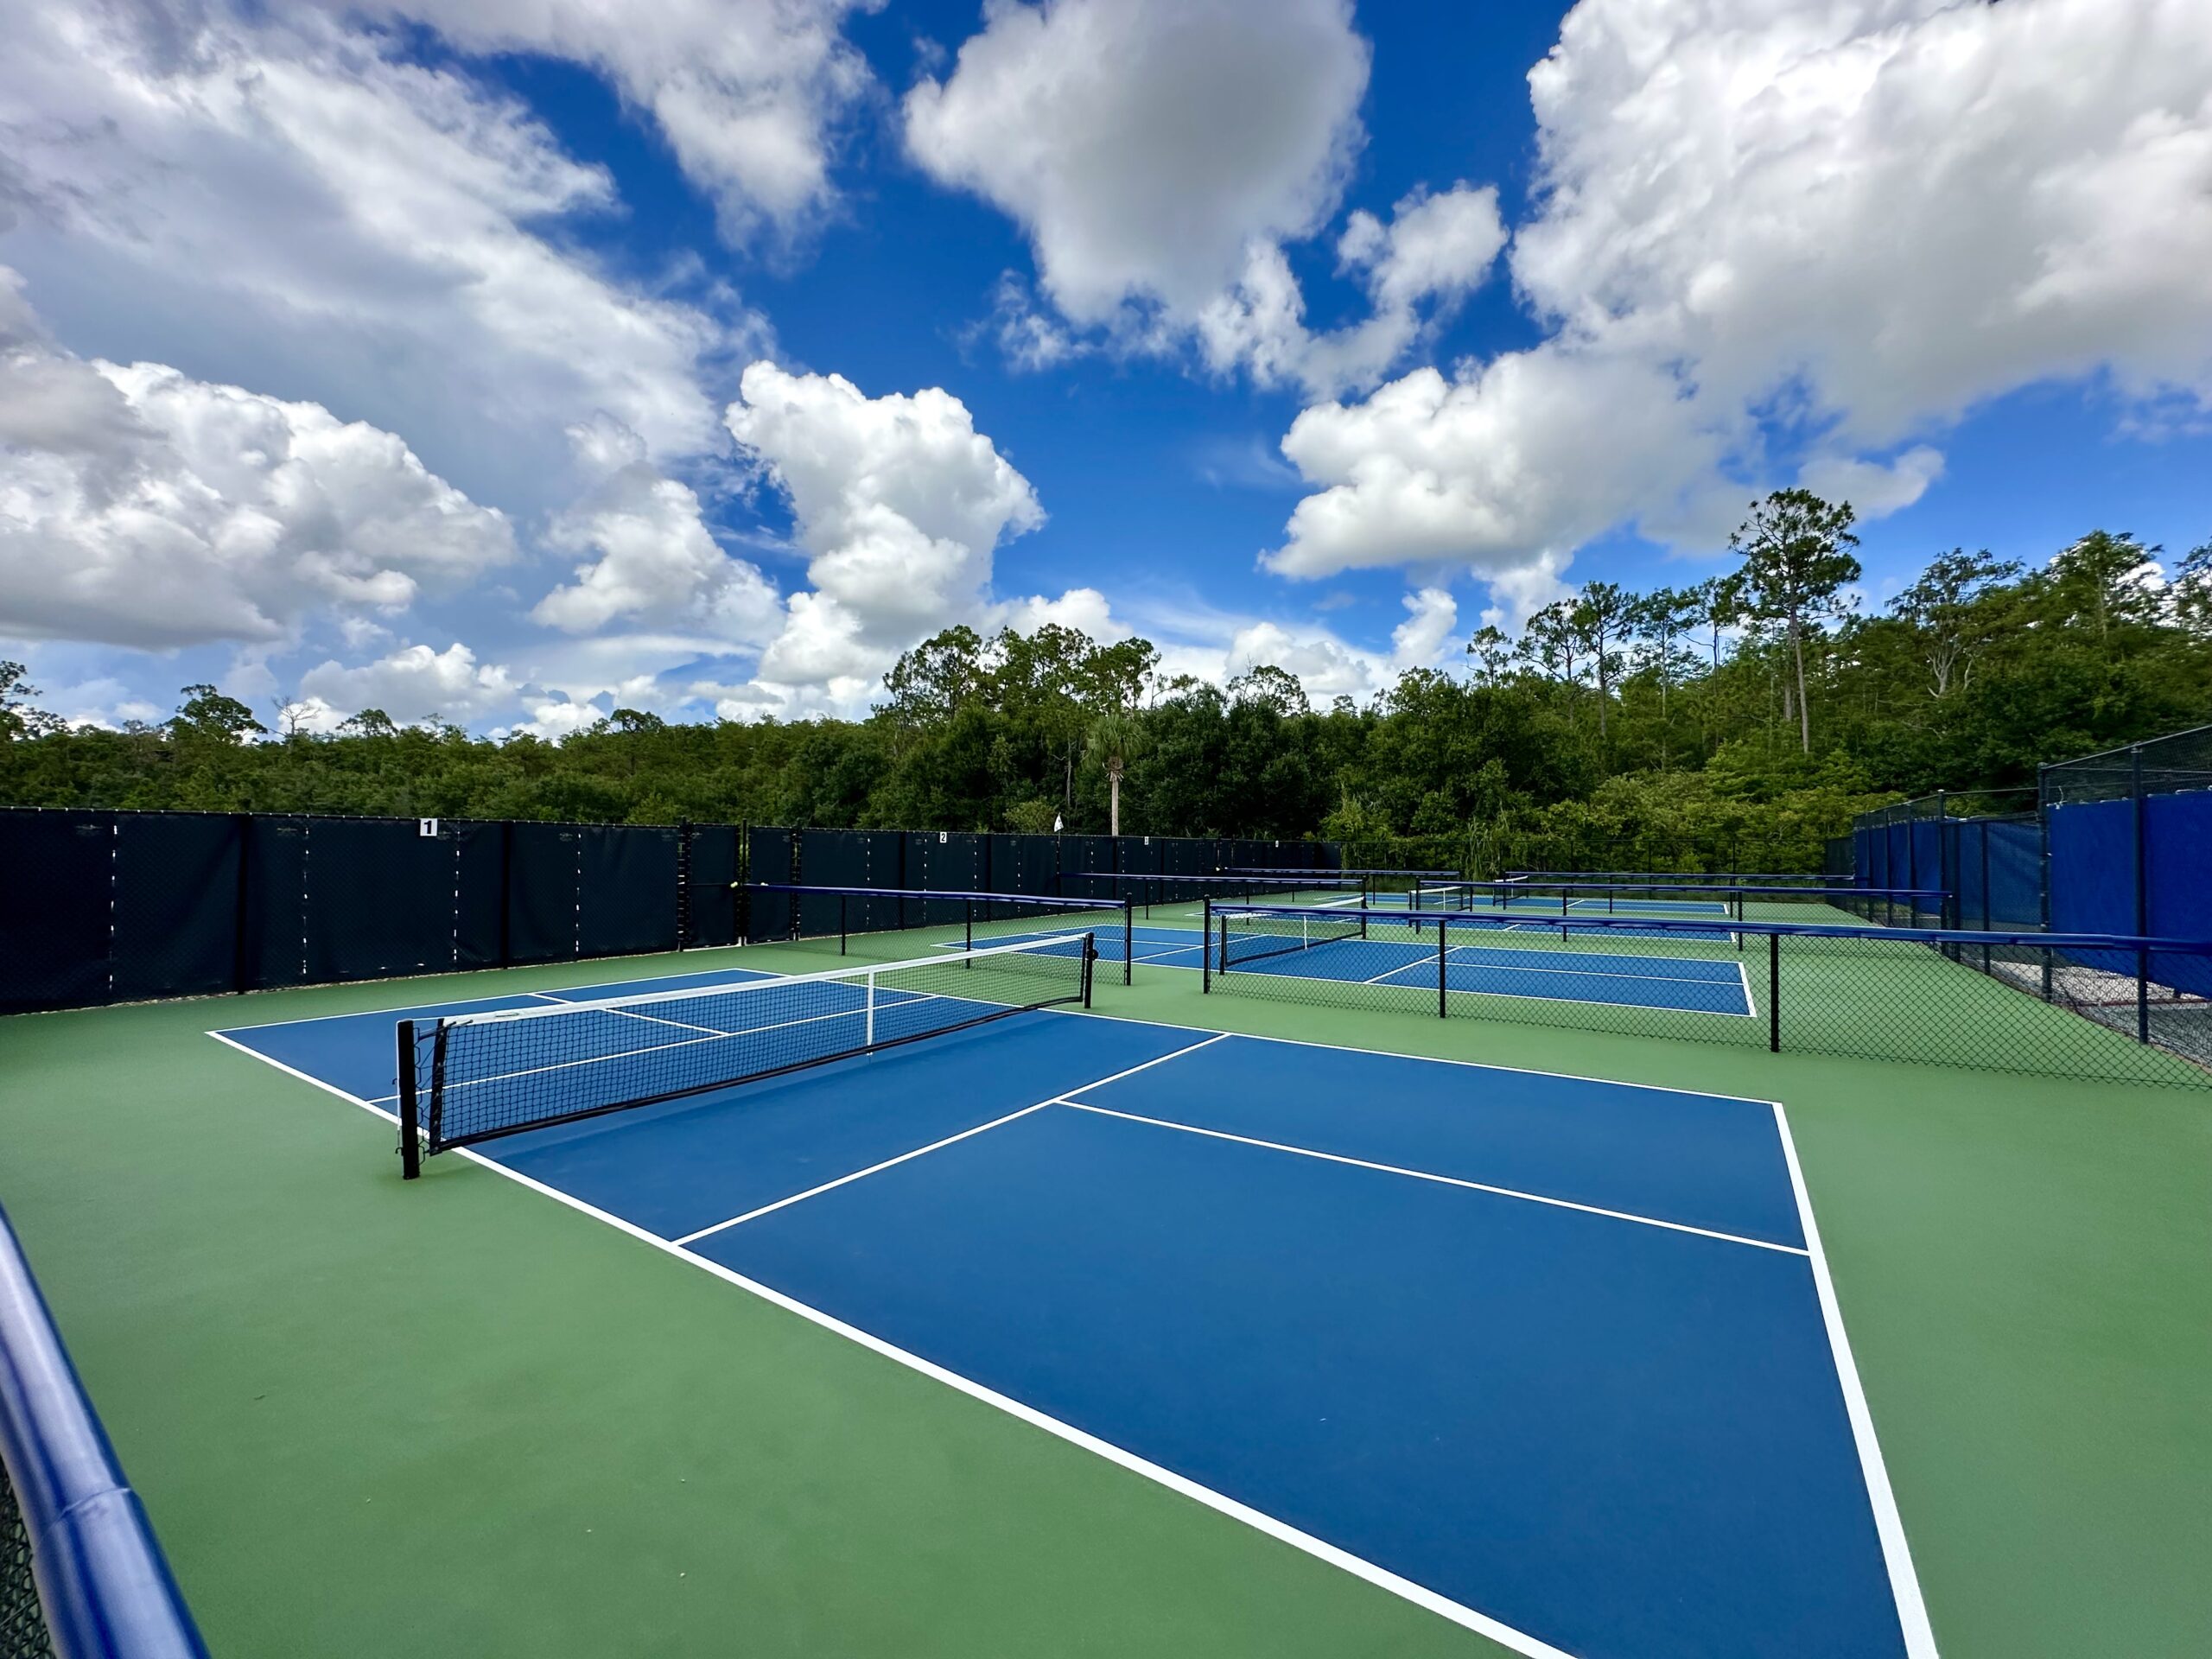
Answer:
[1058, 871, 1360, 888]
[1476, 880, 1949, 900]
[1, 1204, 211, 1659]
[1224, 866, 1457, 877]
[2039, 720, 2212, 775]
[1205, 901, 2211, 954]
[743, 882, 1127, 910]
[1502, 868, 1843, 883]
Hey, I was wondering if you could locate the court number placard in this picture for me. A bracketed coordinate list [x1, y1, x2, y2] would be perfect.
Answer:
[418, 818, 441, 838]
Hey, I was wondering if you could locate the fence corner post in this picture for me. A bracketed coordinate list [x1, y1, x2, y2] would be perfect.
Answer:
[1438, 916, 1449, 1019]
[1768, 933, 1781, 1053]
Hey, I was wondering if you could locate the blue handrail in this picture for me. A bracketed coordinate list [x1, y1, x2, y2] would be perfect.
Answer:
[0, 1205, 208, 1659]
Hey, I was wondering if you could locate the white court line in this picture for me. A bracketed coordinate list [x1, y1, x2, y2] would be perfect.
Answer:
[1772, 1107, 1941, 1657]
[1440, 947, 1745, 988]
[1057, 1101, 1805, 1255]
[601, 1003, 736, 1039]
[1050, 1004, 1786, 1109]
[672, 1033, 1230, 1245]
[212, 963, 772, 1034]
[1357, 956, 1756, 1020]
[201, 1024, 1575, 1659]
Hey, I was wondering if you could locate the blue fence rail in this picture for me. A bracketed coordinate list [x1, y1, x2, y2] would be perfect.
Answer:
[1, 1205, 208, 1659]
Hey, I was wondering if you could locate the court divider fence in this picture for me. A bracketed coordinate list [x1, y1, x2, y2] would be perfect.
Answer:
[1203, 902, 2212, 1090]
[0, 807, 1336, 1015]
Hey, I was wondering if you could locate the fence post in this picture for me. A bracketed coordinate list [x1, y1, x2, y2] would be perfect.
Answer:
[2037, 765, 2054, 1000]
[231, 811, 253, 992]
[2131, 745, 2148, 938]
[1768, 933, 1781, 1053]
[676, 820, 692, 950]
[1438, 916, 1448, 1019]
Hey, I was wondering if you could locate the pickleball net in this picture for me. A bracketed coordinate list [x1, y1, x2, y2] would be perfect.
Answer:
[398, 932, 1096, 1174]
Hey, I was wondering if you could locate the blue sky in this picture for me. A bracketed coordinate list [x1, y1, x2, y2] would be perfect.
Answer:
[2, 0, 2208, 734]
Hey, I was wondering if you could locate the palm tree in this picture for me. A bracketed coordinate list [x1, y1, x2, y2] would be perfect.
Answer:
[1085, 711, 1147, 836]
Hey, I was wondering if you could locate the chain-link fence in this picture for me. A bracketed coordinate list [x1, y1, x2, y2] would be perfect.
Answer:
[1202, 904, 2212, 1090]
[2, 1458, 52, 1659]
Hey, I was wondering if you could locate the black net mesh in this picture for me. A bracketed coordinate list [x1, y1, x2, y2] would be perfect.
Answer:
[409, 934, 1094, 1160]
[2, 1453, 55, 1659]
[1447, 880, 1951, 931]
[1207, 908, 2211, 1090]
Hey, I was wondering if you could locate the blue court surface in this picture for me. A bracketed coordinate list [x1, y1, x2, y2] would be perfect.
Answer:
[211, 968, 1929, 1659]
[969, 925, 1756, 1016]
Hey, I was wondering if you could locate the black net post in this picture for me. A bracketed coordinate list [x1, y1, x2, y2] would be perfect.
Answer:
[1083, 935, 1096, 1009]
[2138, 947, 2151, 1044]
[964, 901, 974, 956]
[1202, 899, 1212, 992]
[1437, 916, 1449, 1019]
[1768, 934, 1782, 1052]
[1122, 899, 1134, 986]
[397, 1019, 421, 1180]
[839, 893, 848, 957]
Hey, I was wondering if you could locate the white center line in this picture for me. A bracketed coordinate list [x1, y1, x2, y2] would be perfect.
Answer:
[1056, 1099, 1806, 1255]
[673, 1033, 1232, 1245]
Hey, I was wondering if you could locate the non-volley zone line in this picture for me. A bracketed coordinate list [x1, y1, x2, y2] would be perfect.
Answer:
[1370, 951, 1753, 1018]
[1227, 934, 1755, 1019]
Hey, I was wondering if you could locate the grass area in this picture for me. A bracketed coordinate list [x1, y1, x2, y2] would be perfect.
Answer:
[3, 919, 2209, 1656]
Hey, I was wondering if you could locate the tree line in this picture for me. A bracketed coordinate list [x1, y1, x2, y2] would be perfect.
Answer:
[3, 492, 2207, 876]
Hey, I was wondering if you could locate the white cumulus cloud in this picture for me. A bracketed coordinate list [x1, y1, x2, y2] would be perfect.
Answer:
[532, 416, 782, 644]
[906, 0, 1370, 324]
[1268, 0, 2212, 607]
[725, 361, 1051, 698]
[0, 1, 747, 509]
[326, 0, 875, 244]
[0, 276, 517, 649]
[297, 641, 518, 722]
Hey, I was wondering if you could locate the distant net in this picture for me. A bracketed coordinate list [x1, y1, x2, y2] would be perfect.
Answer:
[1217, 906, 1368, 967]
[1410, 882, 1480, 911]
[401, 934, 1094, 1173]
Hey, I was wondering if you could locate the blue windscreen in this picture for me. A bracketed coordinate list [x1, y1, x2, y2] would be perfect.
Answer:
[2048, 798, 2136, 974]
[2146, 791, 2212, 995]
[1984, 821, 2043, 928]
[1910, 820, 1944, 893]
